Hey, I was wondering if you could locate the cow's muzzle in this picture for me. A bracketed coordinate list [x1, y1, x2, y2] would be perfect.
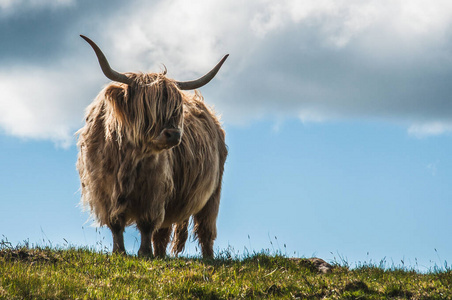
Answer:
[156, 128, 182, 149]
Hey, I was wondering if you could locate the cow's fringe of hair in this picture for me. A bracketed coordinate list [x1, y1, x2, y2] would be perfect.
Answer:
[103, 73, 183, 148]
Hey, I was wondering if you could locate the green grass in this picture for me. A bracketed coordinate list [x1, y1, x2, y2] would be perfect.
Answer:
[0, 243, 451, 299]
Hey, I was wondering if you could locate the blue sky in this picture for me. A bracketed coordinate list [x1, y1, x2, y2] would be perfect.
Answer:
[0, 0, 451, 270]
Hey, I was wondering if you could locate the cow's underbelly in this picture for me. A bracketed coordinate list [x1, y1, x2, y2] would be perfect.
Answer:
[160, 177, 217, 227]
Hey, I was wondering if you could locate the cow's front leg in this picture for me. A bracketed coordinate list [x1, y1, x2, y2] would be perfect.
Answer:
[137, 220, 156, 257]
[109, 215, 126, 254]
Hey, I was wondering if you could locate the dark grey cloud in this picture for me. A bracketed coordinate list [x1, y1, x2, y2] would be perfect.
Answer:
[0, 0, 127, 66]
[227, 27, 452, 121]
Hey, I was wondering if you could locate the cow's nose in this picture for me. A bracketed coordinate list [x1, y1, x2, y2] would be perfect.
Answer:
[162, 128, 182, 146]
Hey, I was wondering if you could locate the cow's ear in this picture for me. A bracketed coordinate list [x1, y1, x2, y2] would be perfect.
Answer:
[104, 84, 129, 124]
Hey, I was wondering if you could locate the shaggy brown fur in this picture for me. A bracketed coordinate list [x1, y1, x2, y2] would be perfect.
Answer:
[77, 73, 227, 258]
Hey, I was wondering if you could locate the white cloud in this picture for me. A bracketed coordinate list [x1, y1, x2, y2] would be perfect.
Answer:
[0, 63, 100, 147]
[298, 109, 331, 124]
[103, 0, 254, 78]
[249, 0, 452, 46]
[427, 162, 438, 176]
[408, 122, 452, 138]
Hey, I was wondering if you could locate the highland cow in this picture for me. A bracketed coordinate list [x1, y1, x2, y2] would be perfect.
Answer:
[76, 35, 228, 258]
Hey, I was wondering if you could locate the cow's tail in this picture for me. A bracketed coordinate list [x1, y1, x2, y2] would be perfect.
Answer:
[171, 219, 189, 256]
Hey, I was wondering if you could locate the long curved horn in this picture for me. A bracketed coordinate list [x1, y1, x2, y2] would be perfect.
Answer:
[176, 54, 229, 90]
[80, 35, 133, 85]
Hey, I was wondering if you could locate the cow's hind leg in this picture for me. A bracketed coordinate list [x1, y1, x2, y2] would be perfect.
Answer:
[193, 189, 221, 259]
[152, 227, 172, 258]
[109, 215, 126, 254]
[171, 220, 189, 257]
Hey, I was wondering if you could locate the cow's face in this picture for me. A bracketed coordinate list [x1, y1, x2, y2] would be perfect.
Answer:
[105, 74, 184, 152]
[146, 77, 184, 151]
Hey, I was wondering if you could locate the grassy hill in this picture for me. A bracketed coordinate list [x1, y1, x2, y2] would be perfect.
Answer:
[0, 243, 451, 299]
